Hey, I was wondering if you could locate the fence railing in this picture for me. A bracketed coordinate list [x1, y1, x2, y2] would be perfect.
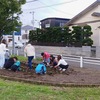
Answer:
[9, 49, 100, 68]
[62, 55, 100, 68]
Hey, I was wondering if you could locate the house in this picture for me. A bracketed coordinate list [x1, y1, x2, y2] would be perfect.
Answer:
[21, 25, 34, 43]
[40, 17, 70, 28]
[3, 25, 34, 44]
[66, 0, 100, 46]
[3, 26, 21, 43]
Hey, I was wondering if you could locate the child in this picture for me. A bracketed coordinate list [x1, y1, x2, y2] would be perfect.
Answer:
[49, 55, 58, 68]
[41, 52, 50, 65]
[11, 57, 21, 72]
[35, 62, 47, 74]
[5, 49, 10, 62]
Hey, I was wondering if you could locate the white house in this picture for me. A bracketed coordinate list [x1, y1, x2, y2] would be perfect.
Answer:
[21, 25, 34, 44]
[3, 25, 34, 44]
[66, 0, 100, 46]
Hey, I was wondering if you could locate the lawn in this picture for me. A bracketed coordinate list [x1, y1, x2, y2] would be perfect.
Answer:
[11, 55, 42, 62]
[0, 79, 100, 100]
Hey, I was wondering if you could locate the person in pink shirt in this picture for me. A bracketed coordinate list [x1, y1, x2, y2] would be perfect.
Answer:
[41, 52, 50, 64]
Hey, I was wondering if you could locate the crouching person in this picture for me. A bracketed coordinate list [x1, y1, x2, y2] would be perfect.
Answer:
[55, 55, 69, 73]
[35, 62, 47, 75]
[11, 57, 21, 72]
[4, 57, 14, 69]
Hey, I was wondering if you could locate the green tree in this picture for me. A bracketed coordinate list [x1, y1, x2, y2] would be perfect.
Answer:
[0, 0, 26, 41]
[62, 26, 71, 46]
[82, 25, 93, 46]
[71, 26, 82, 46]
[29, 30, 37, 42]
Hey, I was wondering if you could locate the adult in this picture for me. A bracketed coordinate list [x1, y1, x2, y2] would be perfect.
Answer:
[41, 52, 50, 64]
[4, 57, 14, 69]
[24, 43, 35, 69]
[55, 55, 69, 72]
[11, 57, 21, 72]
[0, 39, 6, 69]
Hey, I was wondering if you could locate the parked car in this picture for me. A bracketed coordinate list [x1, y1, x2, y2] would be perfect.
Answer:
[8, 41, 23, 48]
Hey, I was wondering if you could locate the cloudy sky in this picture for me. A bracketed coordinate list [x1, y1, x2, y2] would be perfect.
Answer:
[20, 0, 96, 27]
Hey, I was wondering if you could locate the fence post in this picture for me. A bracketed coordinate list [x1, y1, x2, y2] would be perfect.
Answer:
[17, 50, 18, 56]
[80, 56, 83, 68]
[10, 50, 12, 55]
[34, 53, 36, 59]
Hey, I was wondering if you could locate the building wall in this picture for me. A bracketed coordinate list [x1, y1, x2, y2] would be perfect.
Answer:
[41, 18, 70, 28]
[89, 22, 100, 46]
[72, 6, 100, 24]
[34, 46, 92, 57]
[69, 5, 100, 46]
[3, 35, 22, 43]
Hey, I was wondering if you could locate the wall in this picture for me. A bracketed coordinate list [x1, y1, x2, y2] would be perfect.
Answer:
[34, 46, 92, 57]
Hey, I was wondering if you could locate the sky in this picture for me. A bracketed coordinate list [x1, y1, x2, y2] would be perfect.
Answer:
[20, 0, 96, 27]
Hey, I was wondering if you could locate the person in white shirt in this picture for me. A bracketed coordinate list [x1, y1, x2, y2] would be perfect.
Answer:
[24, 43, 35, 69]
[0, 39, 6, 69]
[55, 55, 69, 72]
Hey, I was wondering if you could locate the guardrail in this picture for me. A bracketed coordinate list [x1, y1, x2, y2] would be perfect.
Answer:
[62, 55, 100, 68]
[36, 52, 100, 68]
[9, 49, 100, 68]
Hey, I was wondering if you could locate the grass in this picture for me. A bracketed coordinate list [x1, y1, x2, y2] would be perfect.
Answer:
[11, 55, 42, 62]
[0, 79, 100, 100]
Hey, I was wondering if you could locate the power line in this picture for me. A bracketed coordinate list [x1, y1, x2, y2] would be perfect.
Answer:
[26, 0, 38, 3]
[22, 0, 79, 17]
[24, 0, 79, 10]
[38, 1, 74, 16]
[32, 0, 78, 9]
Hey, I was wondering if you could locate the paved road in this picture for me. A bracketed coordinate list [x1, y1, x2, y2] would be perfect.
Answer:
[67, 60, 100, 69]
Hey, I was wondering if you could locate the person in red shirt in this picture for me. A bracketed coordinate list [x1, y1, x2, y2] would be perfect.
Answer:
[41, 52, 50, 64]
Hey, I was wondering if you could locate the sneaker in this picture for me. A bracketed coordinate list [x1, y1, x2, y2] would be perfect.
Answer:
[62, 69, 66, 72]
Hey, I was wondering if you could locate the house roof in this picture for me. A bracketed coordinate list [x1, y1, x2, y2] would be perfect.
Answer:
[40, 17, 70, 22]
[66, 0, 100, 26]
[21, 25, 33, 30]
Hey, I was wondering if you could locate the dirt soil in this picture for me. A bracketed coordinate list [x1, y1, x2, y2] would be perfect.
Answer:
[0, 62, 100, 86]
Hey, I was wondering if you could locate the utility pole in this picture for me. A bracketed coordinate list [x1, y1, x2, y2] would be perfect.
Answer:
[12, 31, 15, 55]
[30, 11, 35, 30]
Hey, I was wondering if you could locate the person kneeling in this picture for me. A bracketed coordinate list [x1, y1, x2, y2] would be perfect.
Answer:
[4, 57, 14, 69]
[11, 57, 21, 72]
[35, 62, 47, 75]
[54, 55, 69, 73]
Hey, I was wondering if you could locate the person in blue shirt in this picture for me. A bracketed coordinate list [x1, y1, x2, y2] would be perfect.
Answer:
[11, 57, 21, 72]
[35, 62, 47, 75]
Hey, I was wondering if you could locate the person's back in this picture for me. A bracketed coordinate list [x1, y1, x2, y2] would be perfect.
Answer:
[0, 39, 7, 69]
[4, 57, 14, 69]
[41, 52, 50, 64]
[24, 43, 35, 69]
[24, 44, 35, 56]
[44, 52, 50, 59]
[35, 63, 46, 74]
[0, 43, 6, 53]
[11, 57, 21, 72]
[5, 49, 10, 62]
